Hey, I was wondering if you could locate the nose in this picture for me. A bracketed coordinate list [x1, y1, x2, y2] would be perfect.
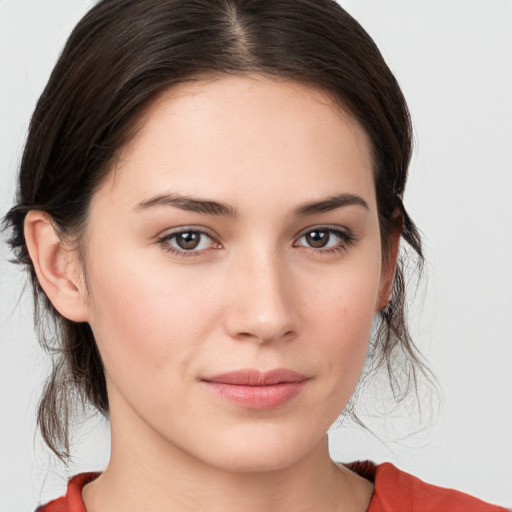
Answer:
[224, 248, 299, 344]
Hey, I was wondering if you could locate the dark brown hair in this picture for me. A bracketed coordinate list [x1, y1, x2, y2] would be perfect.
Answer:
[4, 0, 429, 460]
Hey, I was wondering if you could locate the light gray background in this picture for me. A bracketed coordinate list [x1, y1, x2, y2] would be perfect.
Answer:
[1, 1, 511, 510]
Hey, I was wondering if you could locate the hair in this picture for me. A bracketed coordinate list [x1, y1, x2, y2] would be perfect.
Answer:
[4, 0, 430, 461]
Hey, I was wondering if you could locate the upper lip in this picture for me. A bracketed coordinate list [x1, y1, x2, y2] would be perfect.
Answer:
[202, 369, 309, 386]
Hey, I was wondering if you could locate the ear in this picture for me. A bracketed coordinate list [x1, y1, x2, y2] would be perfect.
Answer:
[376, 217, 402, 311]
[24, 211, 89, 322]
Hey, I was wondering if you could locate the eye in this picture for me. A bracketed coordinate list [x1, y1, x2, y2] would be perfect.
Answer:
[158, 229, 219, 256]
[294, 227, 356, 252]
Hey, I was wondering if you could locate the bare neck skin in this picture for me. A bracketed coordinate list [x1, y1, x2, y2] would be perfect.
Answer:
[83, 391, 373, 512]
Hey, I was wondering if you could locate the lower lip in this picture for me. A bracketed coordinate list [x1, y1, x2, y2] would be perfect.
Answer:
[202, 381, 306, 410]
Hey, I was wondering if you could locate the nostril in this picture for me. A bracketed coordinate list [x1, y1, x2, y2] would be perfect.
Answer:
[233, 329, 297, 344]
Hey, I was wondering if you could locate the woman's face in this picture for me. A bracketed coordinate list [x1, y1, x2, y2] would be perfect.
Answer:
[81, 76, 394, 472]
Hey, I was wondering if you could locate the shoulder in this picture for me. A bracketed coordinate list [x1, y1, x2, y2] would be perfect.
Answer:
[347, 461, 509, 512]
[35, 473, 100, 512]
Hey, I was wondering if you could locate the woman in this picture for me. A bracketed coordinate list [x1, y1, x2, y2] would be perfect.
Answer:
[3, 0, 509, 510]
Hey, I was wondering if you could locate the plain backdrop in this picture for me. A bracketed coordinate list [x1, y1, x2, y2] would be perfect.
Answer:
[1, 1, 511, 510]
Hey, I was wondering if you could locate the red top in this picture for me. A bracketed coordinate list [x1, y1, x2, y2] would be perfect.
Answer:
[36, 462, 508, 511]
[347, 461, 508, 511]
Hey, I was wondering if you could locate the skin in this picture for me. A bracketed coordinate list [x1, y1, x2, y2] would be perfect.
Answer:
[25, 76, 399, 511]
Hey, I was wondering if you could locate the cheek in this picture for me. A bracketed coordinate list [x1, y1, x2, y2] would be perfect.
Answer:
[303, 244, 382, 335]
[84, 243, 221, 392]
[301, 249, 382, 388]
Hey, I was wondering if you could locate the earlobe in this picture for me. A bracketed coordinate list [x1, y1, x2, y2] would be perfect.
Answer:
[24, 211, 89, 322]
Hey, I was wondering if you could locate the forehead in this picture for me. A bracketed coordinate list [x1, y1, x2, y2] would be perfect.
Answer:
[98, 75, 375, 211]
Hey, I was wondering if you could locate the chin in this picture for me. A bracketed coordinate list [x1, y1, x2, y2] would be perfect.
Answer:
[189, 425, 327, 474]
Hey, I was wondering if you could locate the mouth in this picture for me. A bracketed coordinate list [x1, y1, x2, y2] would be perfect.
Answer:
[201, 369, 309, 410]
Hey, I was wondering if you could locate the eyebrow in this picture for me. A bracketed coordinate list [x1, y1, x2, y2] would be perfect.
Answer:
[135, 192, 368, 217]
[135, 193, 238, 217]
[294, 193, 369, 216]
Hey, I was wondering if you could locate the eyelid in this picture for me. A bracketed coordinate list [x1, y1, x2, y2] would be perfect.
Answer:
[293, 225, 357, 250]
[156, 225, 218, 240]
[156, 226, 222, 257]
[293, 224, 354, 240]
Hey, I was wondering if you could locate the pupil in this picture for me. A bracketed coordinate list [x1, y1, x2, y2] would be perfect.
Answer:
[306, 230, 329, 248]
[177, 232, 200, 250]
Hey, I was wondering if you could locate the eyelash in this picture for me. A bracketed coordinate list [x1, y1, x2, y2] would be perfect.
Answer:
[157, 228, 219, 258]
[157, 226, 357, 258]
[293, 226, 357, 254]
